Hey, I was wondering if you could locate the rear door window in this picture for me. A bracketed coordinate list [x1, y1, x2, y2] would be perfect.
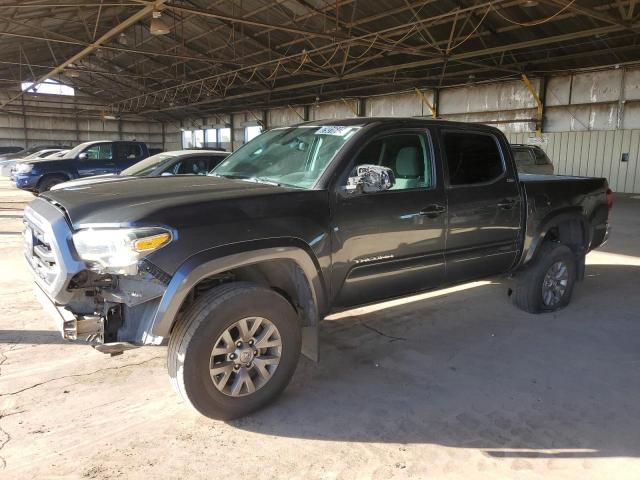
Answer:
[114, 143, 144, 163]
[442, 131, 504, 186]
[180, 156, 215, 175]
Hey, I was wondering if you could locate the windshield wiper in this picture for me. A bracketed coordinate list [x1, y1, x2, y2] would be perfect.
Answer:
[209, 173, 250, 180]
[248, 176, 283, 186]
[210, 173, 291, 187]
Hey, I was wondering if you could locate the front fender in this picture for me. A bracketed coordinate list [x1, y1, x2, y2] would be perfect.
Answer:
[148, 243, 327, 360]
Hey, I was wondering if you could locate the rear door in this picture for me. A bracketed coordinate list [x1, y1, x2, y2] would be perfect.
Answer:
[330, 129, 447, 308]
[440, 129, 521, 283]
[76, 142, 116, 177]
[114, 142, 145, 171]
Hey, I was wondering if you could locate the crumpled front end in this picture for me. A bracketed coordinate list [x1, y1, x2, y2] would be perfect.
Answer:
[24, 197, 168, 353]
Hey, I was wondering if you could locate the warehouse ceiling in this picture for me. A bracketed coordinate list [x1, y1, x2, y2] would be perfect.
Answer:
[0, 0, 639, 120]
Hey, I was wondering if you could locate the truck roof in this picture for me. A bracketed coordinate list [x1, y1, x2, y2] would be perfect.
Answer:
[295, 117, 504, 134]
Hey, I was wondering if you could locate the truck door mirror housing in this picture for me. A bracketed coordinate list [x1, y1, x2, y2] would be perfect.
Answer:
[78, 152, 88, 161]
[344, 164, 395, 194]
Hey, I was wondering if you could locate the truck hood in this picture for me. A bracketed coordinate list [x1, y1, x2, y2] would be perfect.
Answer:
[50, 174, 120, 191]
[24, 157, 72, 168]
[42, 175, 309, 228]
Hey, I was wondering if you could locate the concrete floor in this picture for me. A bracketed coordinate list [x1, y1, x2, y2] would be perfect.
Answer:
[0, 178, 639, 480]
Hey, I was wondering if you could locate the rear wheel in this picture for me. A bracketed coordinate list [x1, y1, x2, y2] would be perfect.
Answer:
[167, 282, 301, 419]
[511, 242, 577, 313]
[37, 174, 66, 193]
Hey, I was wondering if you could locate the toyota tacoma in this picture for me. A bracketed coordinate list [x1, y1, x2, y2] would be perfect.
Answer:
[24, 118, 611, 419]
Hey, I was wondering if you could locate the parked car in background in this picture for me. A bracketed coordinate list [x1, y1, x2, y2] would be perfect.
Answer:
[12, 140, 149, 193]
[1, 148, 68, 176]
[0, 146, 23, 156]
[41, 150, 70, 160]
[50, 150, 228, 191]
[148, 148, 164, 156]
[0, 144, 69, 162]
[511, 144, 554, 175]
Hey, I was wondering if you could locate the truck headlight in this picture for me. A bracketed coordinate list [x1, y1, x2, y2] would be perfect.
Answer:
[72, 227, 172, 274]
[15, 163, 33, 174]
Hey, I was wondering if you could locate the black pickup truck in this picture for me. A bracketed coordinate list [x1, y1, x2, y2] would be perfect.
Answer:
[24, 118, 611, 419]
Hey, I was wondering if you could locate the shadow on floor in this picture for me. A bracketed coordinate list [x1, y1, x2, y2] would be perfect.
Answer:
[0, 329, 80, 345]
[229, 263, 640, 459]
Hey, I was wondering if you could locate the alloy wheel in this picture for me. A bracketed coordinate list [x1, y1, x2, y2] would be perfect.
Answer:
[209, 316, 282, 397]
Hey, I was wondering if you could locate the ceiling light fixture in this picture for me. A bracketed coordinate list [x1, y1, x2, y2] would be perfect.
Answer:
[66, 64, 80, 78]
[150, 10, 170, 35]
[117, 32, 128, 46]
[522, 0, 539, 7]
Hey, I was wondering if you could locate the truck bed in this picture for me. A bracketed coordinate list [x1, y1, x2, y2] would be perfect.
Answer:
[518, 173, 610, 265]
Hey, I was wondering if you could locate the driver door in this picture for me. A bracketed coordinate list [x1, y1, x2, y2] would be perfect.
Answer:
[76, 142, 116, 177]
[330, 130, 446, 308]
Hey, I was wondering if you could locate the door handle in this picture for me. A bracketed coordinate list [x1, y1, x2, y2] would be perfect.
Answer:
[497, 199, 516, 209]
[419, 204, 447, 218]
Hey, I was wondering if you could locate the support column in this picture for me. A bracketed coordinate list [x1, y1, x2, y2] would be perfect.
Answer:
[521, 74, 544, 136]
[358, 98, 366, 117]
[21, 97, 28, 148]
[73, 97, 80, 144]
[415, 88, 437, 118]
[433, 88, 440, 119]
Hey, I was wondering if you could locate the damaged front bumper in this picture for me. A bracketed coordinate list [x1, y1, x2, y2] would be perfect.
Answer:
[24, 198, 168, 354]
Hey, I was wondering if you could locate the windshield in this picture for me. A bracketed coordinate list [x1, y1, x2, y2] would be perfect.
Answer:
[211, 125, 360, 189]
[121, 153, 176, 176]
[62, 142, 98, 159]
[25, 151, 48, 159]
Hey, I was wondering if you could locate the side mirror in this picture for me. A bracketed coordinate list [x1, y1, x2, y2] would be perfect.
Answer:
[78, 152, 88, 161]
[344, 164, 395, 194]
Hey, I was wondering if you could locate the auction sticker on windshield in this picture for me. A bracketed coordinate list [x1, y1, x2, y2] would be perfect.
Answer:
[315, 126, 354, 136]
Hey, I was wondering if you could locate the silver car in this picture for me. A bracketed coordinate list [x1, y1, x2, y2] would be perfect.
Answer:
[1, 149, 68, 176]
[50, 150, 228, 191]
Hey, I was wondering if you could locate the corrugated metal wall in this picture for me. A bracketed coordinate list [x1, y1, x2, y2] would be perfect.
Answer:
[506, 130, 640, 193]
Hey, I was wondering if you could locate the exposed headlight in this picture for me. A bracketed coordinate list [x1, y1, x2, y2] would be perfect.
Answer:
[15, 163, 33, 174]
[72, 227, 172, 275]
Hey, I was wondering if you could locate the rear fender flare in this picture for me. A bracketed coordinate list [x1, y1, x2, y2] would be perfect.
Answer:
[524, 209, 590, 265]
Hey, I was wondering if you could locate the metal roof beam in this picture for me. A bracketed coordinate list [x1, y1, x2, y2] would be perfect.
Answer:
[138, 23, 630, 115]
[0, 0, 167, 110]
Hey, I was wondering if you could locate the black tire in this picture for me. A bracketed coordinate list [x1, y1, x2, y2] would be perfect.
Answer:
[512, 242, 577, 314]
[37, 175, 66, 193]
[167, 282, 301, 420]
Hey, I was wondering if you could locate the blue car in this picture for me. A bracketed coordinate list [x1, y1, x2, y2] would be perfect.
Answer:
[12, 140, 149, 193]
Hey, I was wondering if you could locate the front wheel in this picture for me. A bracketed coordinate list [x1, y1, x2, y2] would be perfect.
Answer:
[167, 282, 301, 419]
[37, 174, 66, 193]
[511, 242, 577, 314]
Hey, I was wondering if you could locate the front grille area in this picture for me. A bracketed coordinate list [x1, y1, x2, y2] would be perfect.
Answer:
[24, 217, 60, 287]
[23, 198, 86, 304]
